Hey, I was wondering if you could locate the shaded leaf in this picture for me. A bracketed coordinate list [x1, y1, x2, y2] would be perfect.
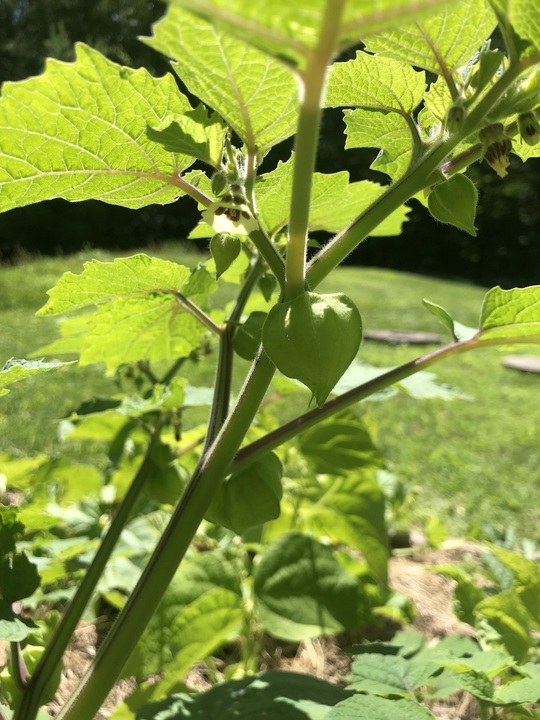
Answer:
[254, 532, 362, 641]
[136, 671, 352, 720]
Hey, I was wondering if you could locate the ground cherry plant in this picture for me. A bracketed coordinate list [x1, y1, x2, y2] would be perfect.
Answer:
[2, 0, 540, 718]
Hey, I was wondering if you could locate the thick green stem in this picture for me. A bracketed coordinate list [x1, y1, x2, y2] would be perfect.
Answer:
[57, 351, 276, 720]
[14, 424, 163, 720]
[285, 0, 347, 298]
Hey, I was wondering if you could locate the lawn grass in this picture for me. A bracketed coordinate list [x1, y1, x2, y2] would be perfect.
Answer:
[2, 246, 540, 542]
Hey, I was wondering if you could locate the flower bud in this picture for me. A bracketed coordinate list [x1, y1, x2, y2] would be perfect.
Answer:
[211, 170, 228, 197]
[445, 102, 466, 135]
[518, 111, 540, 146]
[479, 123, 512, 178]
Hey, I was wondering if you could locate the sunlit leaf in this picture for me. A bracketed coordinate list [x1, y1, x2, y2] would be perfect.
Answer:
[0, 44, 208, 212]
[37, 254, 217, 372]
[364, 0, 496, 76]
[326, 52, 425, 113]
[0, 358, 74, 398]
[144, 6, 299, 154]
[478, 285, 540, 341]
[167, 0, 461, 70]
[256, 156, 409, 235]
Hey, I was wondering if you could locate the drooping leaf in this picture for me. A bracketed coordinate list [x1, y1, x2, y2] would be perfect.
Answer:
[166, 0, 461, 70]
[428, 174, 478, 236]
[136, 671, 352, 720]
[0, 358, 75, 398]
[364, 0, 497, 76]
[205, 453, 283, 534]
[478, 285, 540, 341]
[262, 292, 362, 407]
[37, 255, 217, 373]
[0, 44, 209, 213]
[256, 156, 409, 235]
[254, 532, 362, 641]
[144, 6, 299, 154]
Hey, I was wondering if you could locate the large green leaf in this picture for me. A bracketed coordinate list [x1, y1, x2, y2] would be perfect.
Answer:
[478, 285, 540, 341]
[348, 652, 438, 695]
[326, 52, 425, 113]
[144, 6, 299, 154]
[0, 44, 212, 213]
[266, 469, 389, 585]
[364, 0, 496, 75]
[256, 156, 409, 235]
[254, 532, 362, 641]
[136, 672, 352, 720]
[327, 694, 436, 720]
[37, 254, 217, 373]
[0, 358, 74, 398]
[167, 0, 460, 70]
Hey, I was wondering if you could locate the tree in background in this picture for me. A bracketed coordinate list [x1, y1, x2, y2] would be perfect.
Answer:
[0, 0, 169, 81]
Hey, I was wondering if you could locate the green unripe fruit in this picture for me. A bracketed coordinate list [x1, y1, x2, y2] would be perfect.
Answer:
[428, 174, 478, 236]
[210, 232, 241, 279]
[518, 111, 540, 146]
[262, 291, 362, 407]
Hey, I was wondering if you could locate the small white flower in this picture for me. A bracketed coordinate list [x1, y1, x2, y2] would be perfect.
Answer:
[202, 201, 258, 236]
